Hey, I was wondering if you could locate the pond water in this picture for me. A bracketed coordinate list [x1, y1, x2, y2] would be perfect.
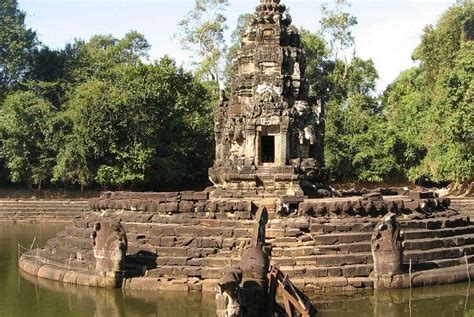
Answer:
[1, 223, 474, 317]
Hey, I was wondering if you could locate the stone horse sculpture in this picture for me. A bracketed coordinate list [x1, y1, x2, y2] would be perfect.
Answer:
[215, 207, 316, 317]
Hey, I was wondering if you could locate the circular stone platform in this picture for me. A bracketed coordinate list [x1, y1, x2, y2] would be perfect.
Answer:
[18, 190, 474, 293]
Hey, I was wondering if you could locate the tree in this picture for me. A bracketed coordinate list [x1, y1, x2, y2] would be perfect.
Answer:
[55, 57, 214, 190]
[0, 0, 38, 99]
[319, 0, 357, 61]
[303, 20, 391, 182]
[382, 68, 429, 179]
[177, 0, 229, 87]
[65, 31, 150, 84]
[323, 57, 400, 182]
[383, 1, 473, 183]
[301, 30, 332, 99]
[0, 91, 55, 188]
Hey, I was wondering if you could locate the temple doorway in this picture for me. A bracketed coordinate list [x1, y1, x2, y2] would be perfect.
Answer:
[261, 135, 275, 163]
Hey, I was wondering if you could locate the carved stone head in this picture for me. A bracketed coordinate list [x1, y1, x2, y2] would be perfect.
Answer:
[92, 222, 128, 276]
[371, 212, 404, 276]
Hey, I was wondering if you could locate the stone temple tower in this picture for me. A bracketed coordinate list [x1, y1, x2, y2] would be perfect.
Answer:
[209, 0, 329, 198]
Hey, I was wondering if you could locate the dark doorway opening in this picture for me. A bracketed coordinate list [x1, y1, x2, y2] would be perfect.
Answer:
[261, 136, 275, 163]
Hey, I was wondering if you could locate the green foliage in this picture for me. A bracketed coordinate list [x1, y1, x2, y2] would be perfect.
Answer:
[319, 0, 358, 59]
[383, 1, 473, 183]
[0, 26, 215, 191]
[323, 58, 401, 182]
[54, 57, 214, 190]
[65, 31, 150, 84]
[0, 0, 470, 190]
[177, 0, 229, 86]
[301, 30, 332, 99]
[303, 22, 396, 182]
[382, 68, 428, 176]
[0, 91, 55, 188]
[0, 0, 37, 99]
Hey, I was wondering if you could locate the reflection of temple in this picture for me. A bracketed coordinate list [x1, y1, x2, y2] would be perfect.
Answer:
[209, 0, 329, 198]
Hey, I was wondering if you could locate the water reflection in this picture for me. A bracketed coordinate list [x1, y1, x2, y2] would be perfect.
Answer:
[314, 282, 474, 317]
[21, 272, 474, 317]
[20, 270, 217, 317]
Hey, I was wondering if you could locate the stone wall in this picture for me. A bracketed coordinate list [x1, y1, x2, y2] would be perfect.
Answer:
[18, 191, 474, 293]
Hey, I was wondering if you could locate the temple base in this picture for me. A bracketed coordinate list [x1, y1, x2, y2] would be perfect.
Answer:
[208, 165, 330, 198]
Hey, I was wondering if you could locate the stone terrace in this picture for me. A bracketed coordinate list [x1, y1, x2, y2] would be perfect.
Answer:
[0, 199, 90, 223]
[18, 191, 474, 292]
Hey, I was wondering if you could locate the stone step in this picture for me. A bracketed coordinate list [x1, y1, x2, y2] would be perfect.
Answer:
[404, 234, 474, 250]
[417, 254, 474, 271]
[404, 225, 474, 239]
[281, 264, 373, 278]
[0, 200, 89, 207]
[0, 211, 86, 216]
[278, 254, 474, 279]
[450, 199, 474, 207]
[0, 206, 88, 210]
[0, 214, 76, 218]
[273, 241, 474, 268]
[312, 233, 474, 255]
[404, 243, 474, 263]
[312, 224, 474, 245]
[401, 216, 470, 229]
[0, 212, 84, 218]
[309, 215, 470, 234]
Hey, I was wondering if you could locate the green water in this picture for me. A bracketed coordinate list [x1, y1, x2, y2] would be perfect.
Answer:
[1, 223, 474, 316]
[0, 223, 215, 317]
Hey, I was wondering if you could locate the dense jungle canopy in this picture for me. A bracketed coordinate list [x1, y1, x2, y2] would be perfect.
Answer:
[0, 0, 472, 190]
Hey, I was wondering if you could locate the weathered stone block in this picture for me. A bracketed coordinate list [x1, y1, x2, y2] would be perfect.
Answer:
[160, 236, 176, 247]
[156, 247, 188, 257]
[179, 201, 194, 213]
[174, 226, 198, 236]
[150, 225, 176, 236]
[193, 192, 209, 201]
[202, 237, 223, 248]
[202, 267, 224, 279]
[166, 202, 179, 213]
[183, 266, 202, 277]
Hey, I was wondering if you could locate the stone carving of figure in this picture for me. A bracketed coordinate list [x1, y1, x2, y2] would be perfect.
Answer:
[92, 222, 128, 287]
[215, 269, 243, 317]
[304, 125, 316, 145]
[371, 212, 404, 276]
[298, 130, 305, 145]
[233, 117, 244, 142]
[292, 50, 301, 79]
[215, 90, 229, 162]
[215, 207, 269, 317]
[294, 100, 309, 117]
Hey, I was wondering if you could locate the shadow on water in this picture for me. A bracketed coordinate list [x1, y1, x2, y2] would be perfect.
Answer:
[3, 223, 474, 317]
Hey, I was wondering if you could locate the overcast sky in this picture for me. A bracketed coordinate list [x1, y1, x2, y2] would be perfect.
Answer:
[19, 0, 455, 92]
